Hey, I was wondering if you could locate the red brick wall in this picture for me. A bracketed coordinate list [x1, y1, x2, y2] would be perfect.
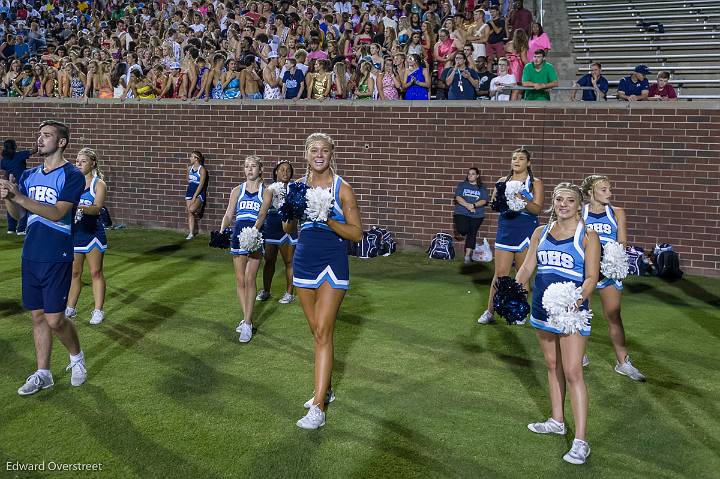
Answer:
[1, 99, 718, 276]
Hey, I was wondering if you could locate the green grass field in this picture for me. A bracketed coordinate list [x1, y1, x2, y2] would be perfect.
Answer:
[0, 225, 718, 479]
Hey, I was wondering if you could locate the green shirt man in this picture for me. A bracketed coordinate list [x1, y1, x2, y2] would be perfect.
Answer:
[521, 50, 559, 101]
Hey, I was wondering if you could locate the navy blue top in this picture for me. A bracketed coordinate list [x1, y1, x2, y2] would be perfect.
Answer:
[283, 69, 305, 99]
[617, 75, 650, 98]
[1, 150, 31, 180]
[576, 73, 609, 101]
[442, 68, 481, 100]
[19, 162, 84, 262]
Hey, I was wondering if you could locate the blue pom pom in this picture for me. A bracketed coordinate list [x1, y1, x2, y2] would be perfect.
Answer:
[491, 181, 520, 219]
[493, 276, 531, 325]
[280, 181, 308, 221]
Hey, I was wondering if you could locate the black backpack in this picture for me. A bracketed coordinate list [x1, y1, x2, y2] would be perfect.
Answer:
[653, 243, 683, 279]
[427, 233, 455, 260]
[626, 245, 650, 276]
[99, 206, 113, 228]
[357, 230, 381, 258]
[371, 226, 397, 256]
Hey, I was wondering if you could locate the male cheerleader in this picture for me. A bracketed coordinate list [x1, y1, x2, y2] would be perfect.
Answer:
[0, 120, 88, 395]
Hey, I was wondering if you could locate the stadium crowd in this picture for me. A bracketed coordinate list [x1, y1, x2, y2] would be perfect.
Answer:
[0, 0, 677, 101]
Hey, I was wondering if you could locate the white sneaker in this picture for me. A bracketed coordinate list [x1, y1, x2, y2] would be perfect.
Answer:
[464, 256, 472, 265]
[66, 359, 87, 387]
[6, 230, 14, 234]
[527, 418, 566, 435]
[511, 318, 527, 325]
[477, 310, 496, 324]
[278, 292, 295, 304]
[256, 290, 271, 301]
[296, 405, 326, 430]
[563, 439, 591, 465]
[304, 389, 336, 409]
[238, 321, 253, 343]
[582, 354, 590, 367]
[65, 306, 77, 318]
[615, 355, 646, 381]
[185, 233, 194, 240]
[16, 231, 26, 236]
[89, 309, 105, 325]
[17, 371, 54, 396]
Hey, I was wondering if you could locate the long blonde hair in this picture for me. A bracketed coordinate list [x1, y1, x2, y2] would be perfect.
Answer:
[545, 182, 584, 223]
[77, 147, 104, 180]
[304, 133, 337, 183]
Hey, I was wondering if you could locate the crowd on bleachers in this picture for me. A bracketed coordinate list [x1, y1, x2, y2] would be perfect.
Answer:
[0, 0, 678, 101]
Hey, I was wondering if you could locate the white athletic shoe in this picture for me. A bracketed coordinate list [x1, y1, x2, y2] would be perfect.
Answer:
[89, 309, 105, 325]
[615, 355, 646, 381]
[511, 318, 527, 326]
[6, 230, 14, 234]
[16, 231, 26, 236]
[65, 306, 77, 319]
[17, 371, 54, 396]
[185, 233, 194, 240]
[582, 354, 590, 367]
[256, 290, 271, 301]
[464, 256, 472, 265]
[527, 418, 566, 435]
[296, 405, 326, 430]
[563, 439, 591, 465]
[278, 292, 295, 304]
[239, 322, 253, 343]
[66, 359, 87, 387]
[477, 310, 496, 324]
[304, 389, 336, 409]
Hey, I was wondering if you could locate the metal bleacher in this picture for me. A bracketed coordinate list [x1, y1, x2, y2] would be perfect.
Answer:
[568, 0, 720, 99]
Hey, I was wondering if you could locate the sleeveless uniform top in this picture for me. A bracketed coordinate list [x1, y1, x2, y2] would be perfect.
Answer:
[583, 204, 622, 289]
[74, 176, 108, 253]
[530, 221, 591, 336]
[299, 175, 346, 232]
[495, 176, 538, 252]
[235, 182, 264, 223]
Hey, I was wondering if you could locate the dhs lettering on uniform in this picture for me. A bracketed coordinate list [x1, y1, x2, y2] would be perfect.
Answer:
[537, 250, 575, 269]
[27, 185, 59, 204]
[237, 200, 261, 212]
[587, 223, 612, 235]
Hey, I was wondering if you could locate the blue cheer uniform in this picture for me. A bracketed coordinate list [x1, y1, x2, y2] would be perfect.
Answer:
[19, 162, 85, 313]
[293, 175, 349, 290]
[530, 221, 591, 336]
[185, 165, 205, 202]
[264, 189, 298, 246]
[495, 176, 539, 252]
[73, 176, 107, 254]
[582, 204, 622, 290]
[230, 182, 264, 255]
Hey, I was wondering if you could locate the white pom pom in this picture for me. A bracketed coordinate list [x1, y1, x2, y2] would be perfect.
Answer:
[267, 182, 287, 209]
[601, 241, 629, 280]
[542, 282, 592, 335]
[237, 226, 264, 252]
[505, 181, 528, 212]
[305, 187, 334, 222]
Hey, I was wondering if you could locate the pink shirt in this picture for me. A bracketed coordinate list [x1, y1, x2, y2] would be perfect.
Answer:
[528, 33, 551, 58]
[307, 50, 329, 61]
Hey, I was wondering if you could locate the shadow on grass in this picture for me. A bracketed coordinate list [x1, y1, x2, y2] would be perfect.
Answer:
[60, 384, 222, 478]
[0, 299, 24, 316]
[670, 277, 720, 308]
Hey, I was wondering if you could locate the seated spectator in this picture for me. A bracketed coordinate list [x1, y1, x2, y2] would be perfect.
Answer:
[648, 71, 678, 101]
[442, 52, 480, 100]
[617, 65, 650, 101]
[520, 49, 558, 101]
[490, 57, 516, 101]
[571, 62, 609, 101]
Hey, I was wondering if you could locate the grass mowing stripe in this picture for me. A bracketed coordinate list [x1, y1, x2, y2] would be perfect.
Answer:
[0, 225, 718, 478]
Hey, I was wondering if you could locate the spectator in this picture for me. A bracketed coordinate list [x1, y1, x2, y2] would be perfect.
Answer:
[352, 60, 375, 100]
[442, 52, 481, 100]
[485, 5, 506, 66]
[520, 49, 558, 101]
[508, 0, 533, 36]
[402, 53, 430, 100]
[454, 167, 489, 264]
[330, 60, 349, 99]
[617, 65, 650, 101]
[466, 7, 490, 61]
[14, 34, 30, 63]
[282, 57, 305, 100]
[528, 22, 551, 59]
[378, 56, 401, 100]
[490, 57, 516, 101]
[505, 29, 528, 100]
[1, 138, 35, 234]
[307, 59, 332, 100]
[648, 71, 678, 101]
[263, 52, 282, 99]
[475, 56, 496, 100]
[571, 62, 609, 102]
[240, 57, 263, 100]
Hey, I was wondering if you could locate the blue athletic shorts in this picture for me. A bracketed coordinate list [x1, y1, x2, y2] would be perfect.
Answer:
[21, 259, 73, 314]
